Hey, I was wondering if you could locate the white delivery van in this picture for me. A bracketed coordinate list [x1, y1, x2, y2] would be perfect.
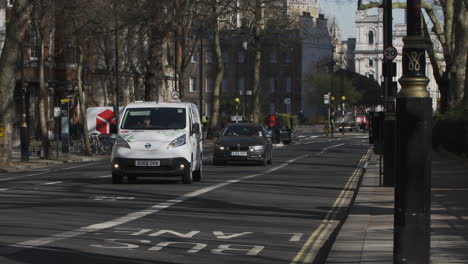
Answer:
[111, 101, 203, 184]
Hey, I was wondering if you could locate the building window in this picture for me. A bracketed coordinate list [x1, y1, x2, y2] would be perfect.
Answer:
[191, 53, 198, 63]
[189, 77, 197, 92]
[368, 30, 374, 44]
[205, 103, 212, 117]
[238, 78, 245, 95]
[269, 51, 277, 63]
[205, 77, 213, 93]
[286, 77, 292, 92]
[29, 30, 40, 60]
[270, 77, 276, 92]
[221, 79, 228, 92]
[285, 49, 293, 64]
[368, 59, 373, 67]
[65, 43, 78, 64]
[222, 52, 229, 64]
[205, 51, 213, 63]
[237, 50, 245, 64]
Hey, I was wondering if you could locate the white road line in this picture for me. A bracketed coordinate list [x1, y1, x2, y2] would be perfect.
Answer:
[0, 163, 100, 182]
[319, 143, 345, 155]
[93, 175, 111, 179]
[0, 188, 9, 191]
[291, 148, 371, 264]
[42, 181, 63, 185]
[14, 154, 309, 249]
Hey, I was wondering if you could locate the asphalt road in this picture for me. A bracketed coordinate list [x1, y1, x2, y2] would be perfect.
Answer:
[0, 132, 370, 264]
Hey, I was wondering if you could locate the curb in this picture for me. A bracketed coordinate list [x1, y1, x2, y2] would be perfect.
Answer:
[304, 148, 373, 264]
[0, 156, 109, 173]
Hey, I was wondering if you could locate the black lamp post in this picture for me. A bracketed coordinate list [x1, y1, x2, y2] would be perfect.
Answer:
[19, 41, 29, 161]
[394, 0, 432, 263]
[242, 39, 248, 119]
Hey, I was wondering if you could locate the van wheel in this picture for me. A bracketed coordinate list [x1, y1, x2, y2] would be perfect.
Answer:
[193, 159, 202, 182]
[112, 172, 123, 184]
[182, 163, 193, 184]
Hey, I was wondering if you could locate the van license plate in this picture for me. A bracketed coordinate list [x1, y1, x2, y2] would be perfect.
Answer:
[135, 160, 160, 167]
[231, 151, 247, 156]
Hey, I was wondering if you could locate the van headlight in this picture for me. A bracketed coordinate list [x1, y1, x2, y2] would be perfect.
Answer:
[249, 145, 265, 151]
[115, 136, 131, 149]
[168, 134, 186, 148]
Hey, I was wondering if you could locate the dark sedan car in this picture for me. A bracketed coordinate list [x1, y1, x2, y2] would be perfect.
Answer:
[213, 123, 273, 166]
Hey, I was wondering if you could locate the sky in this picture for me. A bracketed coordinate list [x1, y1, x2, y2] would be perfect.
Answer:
[318, 0, 406, 40]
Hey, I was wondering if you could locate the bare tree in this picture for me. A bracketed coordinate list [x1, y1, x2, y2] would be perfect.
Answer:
[31, 0, 55, 159]
[358, 0, 468, 112]
[0, 0, 33, 165]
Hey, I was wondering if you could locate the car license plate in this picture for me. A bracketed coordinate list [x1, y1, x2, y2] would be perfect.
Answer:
[231, 151, 247, 156]
[135, 160, 160, 167]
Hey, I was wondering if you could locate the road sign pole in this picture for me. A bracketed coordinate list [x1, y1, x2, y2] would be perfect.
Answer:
[383, 0, 396, 187]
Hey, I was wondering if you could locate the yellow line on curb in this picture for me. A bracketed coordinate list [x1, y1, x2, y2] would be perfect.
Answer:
[291, 149, 371, 264]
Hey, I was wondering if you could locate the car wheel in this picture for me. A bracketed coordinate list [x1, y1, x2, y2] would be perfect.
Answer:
[182, 162, 193, 184]
[193, 159, 202, 182]
[213, 158, 225, 166]
[112, 172, 123, 184]
[128, 175, 137, 183]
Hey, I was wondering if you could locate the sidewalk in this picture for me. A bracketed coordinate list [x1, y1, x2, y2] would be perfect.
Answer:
[326, 151, 468, 263]
[0, 149, 109, 173]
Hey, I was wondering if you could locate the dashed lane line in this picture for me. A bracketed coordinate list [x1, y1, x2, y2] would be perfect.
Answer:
[42, 181, 63, 185]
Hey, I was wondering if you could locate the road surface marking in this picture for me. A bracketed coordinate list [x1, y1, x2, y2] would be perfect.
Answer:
[0, 188, 9, 191]
[93, 175, 111, 178]
[291, 148, 371, 264]
[13, 154, 309, 249]
[42, 181, 62, 185]
[318, 143, 345, 155]
[0, 163, 100, 182]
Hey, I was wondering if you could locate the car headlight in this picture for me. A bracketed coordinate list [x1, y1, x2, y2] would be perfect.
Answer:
[115, 136, 131, 149]
[215, 144, 225, 150]
[249, 145, 265, 151]
[168, 134, 186, 148]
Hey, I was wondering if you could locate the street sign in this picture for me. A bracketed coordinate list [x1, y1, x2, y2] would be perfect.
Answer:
[284, 98, 291, 104]
[324, 93, 330, 104]
[54, 107, 61, 118]
[171, 90, 180, 100]
[383, 46, 398, 61]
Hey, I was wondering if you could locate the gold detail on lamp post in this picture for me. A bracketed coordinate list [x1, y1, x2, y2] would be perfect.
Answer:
[398, 77, 430, 98]
[406, 51, 423, 71]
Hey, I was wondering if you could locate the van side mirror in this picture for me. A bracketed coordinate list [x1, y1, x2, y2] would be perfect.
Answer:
[110, 123, 117, 134]
[191, 123, 200, 134]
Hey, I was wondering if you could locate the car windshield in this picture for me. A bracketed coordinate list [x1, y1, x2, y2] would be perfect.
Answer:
[121, 107, 186, 130]
[223, 126, 263, 137]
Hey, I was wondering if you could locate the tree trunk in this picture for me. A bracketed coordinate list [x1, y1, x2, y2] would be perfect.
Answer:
[0, 0, 33, 166]
[145, 28, 160, 101]
[207, 15, 224, 139]
[251, 8, 263, 123]
[77, 51, 92, 156]
[447, 1, 468, 109]
[38, 37, 52, 159]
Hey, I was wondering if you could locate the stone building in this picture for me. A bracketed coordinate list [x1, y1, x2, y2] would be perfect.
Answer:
[351, 9, 443, 110]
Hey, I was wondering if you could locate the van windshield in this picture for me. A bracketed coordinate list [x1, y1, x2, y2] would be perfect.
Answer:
[121, 108, 186, 130]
